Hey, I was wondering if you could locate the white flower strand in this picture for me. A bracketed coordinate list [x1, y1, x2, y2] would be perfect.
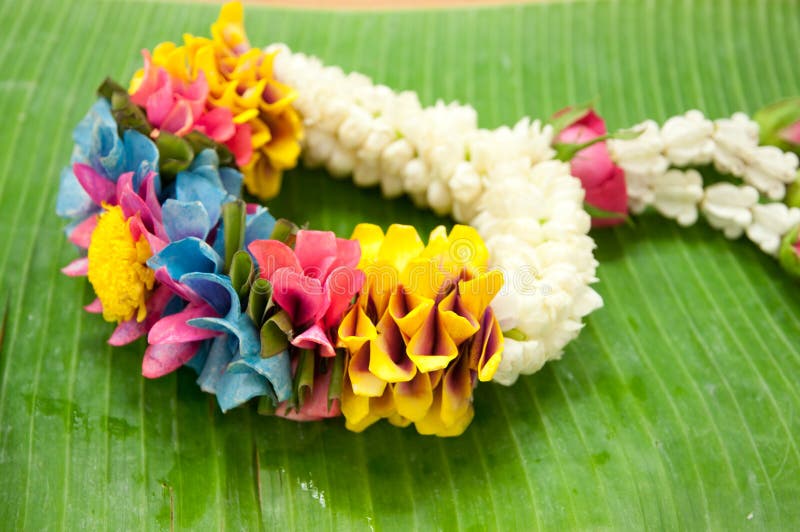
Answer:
[610, 110, 800, 256]
[269, 44, 602, 385]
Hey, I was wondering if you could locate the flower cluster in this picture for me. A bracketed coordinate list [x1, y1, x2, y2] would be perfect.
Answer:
[338, 224, 504, 436]
[608, 109, 800, 258]
[129, 2, 303, 199]
[269, 46, 602, 385]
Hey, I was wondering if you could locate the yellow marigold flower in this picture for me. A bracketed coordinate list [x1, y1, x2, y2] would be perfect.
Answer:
[129, 1, 303, 199]
[87, 205, 155, 323]
[338, 224, 504, 437]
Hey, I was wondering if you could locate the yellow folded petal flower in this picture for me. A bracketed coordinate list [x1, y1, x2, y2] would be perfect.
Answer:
[340, 223, 505, 436]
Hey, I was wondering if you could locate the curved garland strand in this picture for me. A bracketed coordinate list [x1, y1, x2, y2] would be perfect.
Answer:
[55, 2, 800, 437]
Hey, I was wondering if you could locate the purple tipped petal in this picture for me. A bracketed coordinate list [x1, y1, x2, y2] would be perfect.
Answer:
[323, 266, 364, 329]
[270, 267, 329, 327]
[291, 322, 336, 358]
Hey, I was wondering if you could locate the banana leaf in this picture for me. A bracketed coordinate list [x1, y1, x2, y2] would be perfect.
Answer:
[0, 0, 798, 529]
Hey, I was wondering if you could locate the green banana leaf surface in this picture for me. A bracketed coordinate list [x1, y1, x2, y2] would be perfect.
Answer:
[1, 0, 799, 529]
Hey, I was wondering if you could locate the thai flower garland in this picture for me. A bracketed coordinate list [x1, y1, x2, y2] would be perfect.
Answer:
[55, 2, 800, 437]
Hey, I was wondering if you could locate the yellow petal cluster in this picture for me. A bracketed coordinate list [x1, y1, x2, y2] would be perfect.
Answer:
[338, 224, 504, 437]
[87, 205, 155, 323]
[130, 2, 302, 199]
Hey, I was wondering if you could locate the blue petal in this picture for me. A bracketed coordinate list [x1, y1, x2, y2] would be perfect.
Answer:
[228, 350, 292, 402]
[219, 166, 243, 197]
[197, 336, 233, 394]
[180, 272, 240, 319]
[147, 238, 223, 279]
[56, 166, 96, 219]
[93, 121, 126, 182]
[123, 129, 160, 192]
[244, 207, 277, 246]
[189, 148, 220, 170]
[176, 168, 228, 229]
[188, 313, 260, 358]
[162, 200, 211, 242]
[184, 339, 211, 375]
[72, 99, 114, 155]
[216, 368, 273, 413]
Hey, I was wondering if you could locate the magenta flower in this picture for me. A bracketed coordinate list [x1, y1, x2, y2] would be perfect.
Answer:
[131, 50, 253, 166]
[555, 109, 628, 228]
[248, 230, 364, 358]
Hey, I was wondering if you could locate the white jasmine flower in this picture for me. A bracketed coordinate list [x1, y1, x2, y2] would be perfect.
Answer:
[701, 183, 759, 239]
[381, 138, 414, 176]
[712, 113, 759, 177]
[357, 122, 395, 163]
[337, 107, 372, 150]
[449, 162, 482, 205]
[325, 146, 356, 178]
[652, 169, 704, 226]
[352, 161, 381, 187]
[426, 179, 452, 215]
[742, 145, 798, 201]
[401, 159, 430, 193]
[746, 203, 800, 255]
[661, 110, 715, 166]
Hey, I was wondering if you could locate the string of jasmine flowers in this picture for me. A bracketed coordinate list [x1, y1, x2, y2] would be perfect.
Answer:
[608, 110, 800, 257]
[268, 45, 603, 385]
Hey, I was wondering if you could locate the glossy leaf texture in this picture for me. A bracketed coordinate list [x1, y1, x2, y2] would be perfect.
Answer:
[1, 0, 799, 529]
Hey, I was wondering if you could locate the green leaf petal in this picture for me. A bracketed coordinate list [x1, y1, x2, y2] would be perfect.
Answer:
[222, 200, 247, 273]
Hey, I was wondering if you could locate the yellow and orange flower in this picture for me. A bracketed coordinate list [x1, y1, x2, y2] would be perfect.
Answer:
[338, 224, 504, 437]
[129, 2, 303, 199]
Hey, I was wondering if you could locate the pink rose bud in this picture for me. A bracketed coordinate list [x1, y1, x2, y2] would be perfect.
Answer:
[555, 109, 628, 228]
[754, 97, 800, 156]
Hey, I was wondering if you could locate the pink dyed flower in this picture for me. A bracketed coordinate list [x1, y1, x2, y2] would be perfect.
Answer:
[249, 230, 364, 421]
[131, 50, 253, 166]
[248, 230, 364, 358]
[556, 109, 628, 228]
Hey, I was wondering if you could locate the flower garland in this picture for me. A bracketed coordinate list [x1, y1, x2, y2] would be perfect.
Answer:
[55, 2, 800, 437]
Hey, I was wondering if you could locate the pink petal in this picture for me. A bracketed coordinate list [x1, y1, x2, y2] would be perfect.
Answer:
[147, 303, 222, 345]
[178, 70, 209, 118]
[332, 238, 361, 270]
[294, 230, 338, 281]
[160, 99, 195, 136]
[145, 70, 175, 127]
[781, 121, 800, 145]
[84, 298, 103, 313]
[322, 266, 364, 329]
[108, 285, 173, 346]
[154, 267, 204, 306]
[586, 166, 628, 228]
[248, 240, 301, 280]
[118, 172, 156, 230]
[274, 369, 341, 420]
[68, 214, 98, 249]
[130, 50, 160, 107]
[61, 257, 88, 277]
[142, 341, 202, 378]
[195, 107, 236, 143]
[573, 109, 607, 135]
[73, 163, 116, 206]
[225, 123, 253, 167]
[291, 322, 336, 358]
[270, 267, 329, 327]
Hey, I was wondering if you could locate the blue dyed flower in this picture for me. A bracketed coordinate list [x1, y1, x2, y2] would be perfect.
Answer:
[56, 98, 159, 223]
